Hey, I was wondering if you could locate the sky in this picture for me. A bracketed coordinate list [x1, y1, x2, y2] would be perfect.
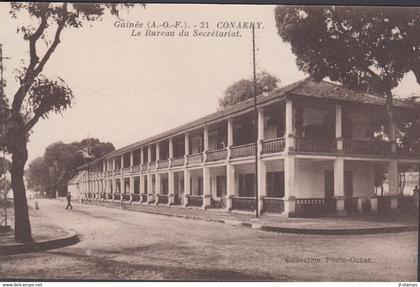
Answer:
[1, 4, 419, 164]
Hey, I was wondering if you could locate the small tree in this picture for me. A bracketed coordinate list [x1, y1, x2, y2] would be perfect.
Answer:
[219, 71, 280, 108]
[3, 3, 132, 243]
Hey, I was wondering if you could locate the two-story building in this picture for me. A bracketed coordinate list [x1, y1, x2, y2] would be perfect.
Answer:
[72, 78, 420, 217]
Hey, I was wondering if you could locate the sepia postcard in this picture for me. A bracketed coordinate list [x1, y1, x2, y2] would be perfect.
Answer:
[0, 1, 419, 285]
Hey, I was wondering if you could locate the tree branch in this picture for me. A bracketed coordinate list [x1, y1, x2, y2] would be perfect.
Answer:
[12, 3, 68, 116]
[24, 111, 42, 133]
[27, 13, 48, 72]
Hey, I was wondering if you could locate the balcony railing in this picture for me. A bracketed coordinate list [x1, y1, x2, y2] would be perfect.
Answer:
[158, 194, 168, 204]
[187, 153, 203, 165]
[262, 138, 286, 154]
[231, 196, 256, 211]
[114, 169, 121, 176]
[262, 197, 284, 213]
[343, 139, 390, 155]
[122, 194, 131, 201]
[122, 167, 130, 175]
[295, 137, 337, 153]
[131, 165, 141, 173]
[114, 194, 121, 200]
[174, 194, 182, 205]
[187, 195, 203, 207]
[141, 164, 148, 173]
[172, 156, 185, 167]
[149, 162, 157, 171]
[206, 149, 227, 162]
[140, 194, 148, 203]
[295, 198, 336, 215]
[396, 143, 420, 157]
[132, 194, 140, 202]
[157, 159, 169, 169]
[231, 143, 256, 158]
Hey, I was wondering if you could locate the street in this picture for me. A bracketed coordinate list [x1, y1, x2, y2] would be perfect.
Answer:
[0, 199, 417, 281]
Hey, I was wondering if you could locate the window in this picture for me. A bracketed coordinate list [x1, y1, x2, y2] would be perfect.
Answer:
[266, 172, 284, 198]
[239, 173, 255, 197]
[216, 176, 227, 197]
[197, 176, 203, 195]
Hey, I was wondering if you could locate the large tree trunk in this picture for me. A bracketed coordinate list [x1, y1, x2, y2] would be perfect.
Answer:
[10, 120, 32, 243]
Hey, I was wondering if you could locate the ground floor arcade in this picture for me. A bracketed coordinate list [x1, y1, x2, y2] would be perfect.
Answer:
[78, 156, 419, 217]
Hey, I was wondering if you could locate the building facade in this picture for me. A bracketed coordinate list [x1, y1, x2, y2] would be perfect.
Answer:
[72, 79, 420, 217]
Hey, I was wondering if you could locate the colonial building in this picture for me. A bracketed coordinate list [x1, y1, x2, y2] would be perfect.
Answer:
[71, 78, 420, 217]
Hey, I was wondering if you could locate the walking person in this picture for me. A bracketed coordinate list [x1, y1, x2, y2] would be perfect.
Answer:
[66, 192, 73, 210]
[413, 185, 419, 209]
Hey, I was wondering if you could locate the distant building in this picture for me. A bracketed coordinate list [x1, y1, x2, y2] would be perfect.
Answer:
[70, 78, 420, 216]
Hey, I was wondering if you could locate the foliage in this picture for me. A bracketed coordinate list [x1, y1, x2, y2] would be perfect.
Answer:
[4, 2, 133, 242]
[274, 6, 420, 94]
[219, 71, 280, 108]
[26, 138, 115, 197]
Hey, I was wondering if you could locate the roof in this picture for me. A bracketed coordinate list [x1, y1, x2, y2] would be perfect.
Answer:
[287, 79, 414, 109]
[77, 78, 419, 170]
[68, 171, 86, 185]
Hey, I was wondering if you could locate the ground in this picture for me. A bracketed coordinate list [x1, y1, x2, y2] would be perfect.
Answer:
[0, 199, 417, 281]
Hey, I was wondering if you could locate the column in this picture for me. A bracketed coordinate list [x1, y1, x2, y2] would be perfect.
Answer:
[334, 158, 345, 216]
[148, 145, 152, 164]
[169, 138, 173, 167]
[257, 109, 265, 214]
[155, 173, 161, 205]
[227, 119, 233, 158]
[112, 179, 116, 201]
[257, 160, 266, 214]
[140, 148, 144, 165]
[226, 163, 235, 211]
[183, 169, 190, 207]
[335, 104, 343, 152]
[388, 160, 399, 211]
[283, 155, 296, 216]
[147, 174, 153, 203]
[120, 178, 124, 201]
[120, 155, 124, 170]
[185, 133, 190, 157]
[156, 143, 160, 161]
[129, 176, 134, 202]
[285, 98, 294, 151]
[130, 151, 134, 167]
[203, 126, 209, 162]
[112, 157, 116, 171]
[168, 171, 175, 205]
[203, 166, 211, 209]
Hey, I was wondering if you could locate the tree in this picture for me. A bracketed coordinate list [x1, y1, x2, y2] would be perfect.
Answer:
[275, 6, 420, 148]
[2, 3, 132, 243]
[26, 139, 114, 198]
[26, 157, 49, 195]
[219, 71, 280, 108]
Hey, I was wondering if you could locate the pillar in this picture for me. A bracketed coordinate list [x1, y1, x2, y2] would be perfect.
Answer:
[185, 133, 190, 156]
[203, 126, 209, 162]
[112, 179, 117, 201]
[334, 158, 345, 216]
[155, 173, 161, 205]
[203, 166, 211, 209]
[283, 155, 296, 216]
[258, 160, 266, 214]
[140, 148, 144, 165]
[148, 145, 152, 163]
[226, 163, 235, 211]
[147, 174, 153, 203]
[335, 104, 343, 152]
[130, 151, 134, 167]
[227, 119, 233, 158]
[168, 171, 175, 205]
[169, 137, 173, 159]
[129, 176, 134, 202]
[285, 98, 294, 151]
[120, 155, 124, 170]
[388, 160, 399, 211]
[183, 169, 190, 207]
